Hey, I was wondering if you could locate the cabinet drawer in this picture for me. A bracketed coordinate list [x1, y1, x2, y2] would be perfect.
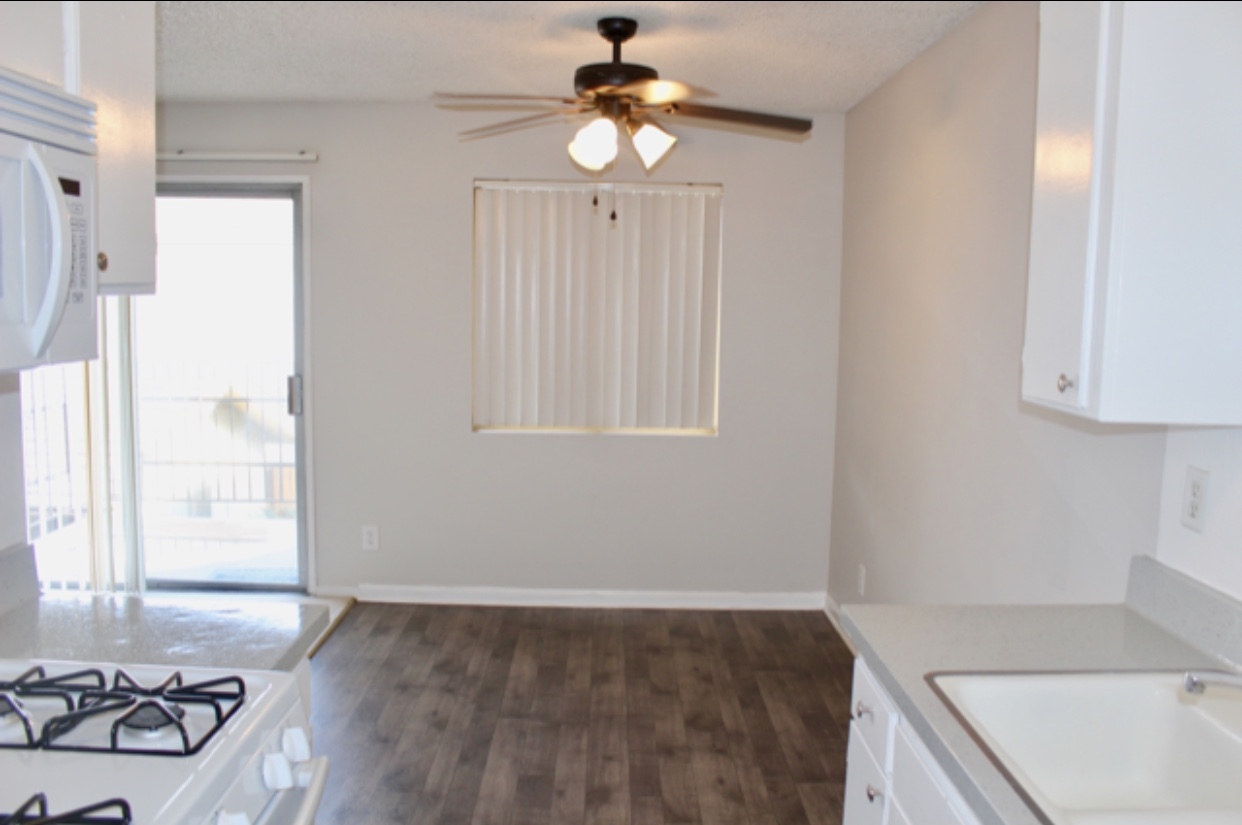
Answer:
[851, 657, 898, 768]
[891, 724, 979, 825]
[844, 726, 888, 825]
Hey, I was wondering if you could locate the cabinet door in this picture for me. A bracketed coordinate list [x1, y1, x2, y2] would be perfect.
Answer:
[1023, 1, 1242, 424]
[844, 728, 889, 825]
[852, 657, 898, 769]
[1021, 1, 1110, 414]
[891, 725, 980, 825]
[1097, 1, 1242, 423]
[80, 0, 156, 295]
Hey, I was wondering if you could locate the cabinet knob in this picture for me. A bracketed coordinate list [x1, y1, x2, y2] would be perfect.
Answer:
[866, 784, 883, 803]
[1057, 373, 1075, 393]
[853, 701, 873, 721]
[97, 251, 109, 272]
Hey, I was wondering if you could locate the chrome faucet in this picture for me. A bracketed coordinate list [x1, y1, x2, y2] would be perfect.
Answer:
[1183, 671, 1242, 694]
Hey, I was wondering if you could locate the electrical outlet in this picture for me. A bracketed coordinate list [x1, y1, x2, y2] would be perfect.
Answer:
[1181, 466, 1209, 533]
[858, 564, 867, 596]
[361, 525, 380, 551]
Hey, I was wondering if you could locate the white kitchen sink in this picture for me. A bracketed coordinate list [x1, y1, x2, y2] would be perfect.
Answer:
[929, 670, 1242, 825]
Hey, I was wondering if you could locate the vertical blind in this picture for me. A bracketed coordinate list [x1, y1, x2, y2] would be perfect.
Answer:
[473, 181, 723, 433]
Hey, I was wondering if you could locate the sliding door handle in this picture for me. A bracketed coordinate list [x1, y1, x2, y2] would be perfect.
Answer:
[287, 374, 304, 416]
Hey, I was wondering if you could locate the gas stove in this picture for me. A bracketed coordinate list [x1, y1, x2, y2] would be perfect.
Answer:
[0, 659, 327, 825]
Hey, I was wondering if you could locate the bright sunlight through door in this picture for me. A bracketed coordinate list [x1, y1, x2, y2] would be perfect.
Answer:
[137, 195, 301, 587]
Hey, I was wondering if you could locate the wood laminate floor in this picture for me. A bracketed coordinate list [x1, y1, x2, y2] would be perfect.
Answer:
[310, 605, 855, 824]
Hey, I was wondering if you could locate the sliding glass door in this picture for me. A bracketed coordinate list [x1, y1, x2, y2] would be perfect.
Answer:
[136, 190, 304, 588]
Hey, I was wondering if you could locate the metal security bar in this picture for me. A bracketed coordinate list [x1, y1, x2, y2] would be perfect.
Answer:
[20, 363, 92, 590]
[135, 361, 297, 586]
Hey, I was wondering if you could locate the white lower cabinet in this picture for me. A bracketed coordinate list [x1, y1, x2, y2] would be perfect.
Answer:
[844, 728, 889, 825]
[888, 799, 913, 825]
[890, 724, 979, 825]
[844, 658, 981, 825]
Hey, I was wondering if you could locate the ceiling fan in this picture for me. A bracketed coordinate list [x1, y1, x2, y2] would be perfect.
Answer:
[436, 17, 813, 172]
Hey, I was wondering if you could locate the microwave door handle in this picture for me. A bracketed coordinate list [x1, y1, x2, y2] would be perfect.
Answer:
[26, 142, 74, 359]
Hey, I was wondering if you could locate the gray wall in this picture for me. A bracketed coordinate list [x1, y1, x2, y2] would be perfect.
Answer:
[157, 102, 844, 603]
[828, 1, 1169, 606]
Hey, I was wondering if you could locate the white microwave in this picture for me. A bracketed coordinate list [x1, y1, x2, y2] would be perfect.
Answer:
[0, 65, 98, 372]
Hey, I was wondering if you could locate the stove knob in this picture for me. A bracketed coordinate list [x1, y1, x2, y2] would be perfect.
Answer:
[282, 726, 312, 763]
[216, 812, 252, 825]
[263, 752, 295, 791]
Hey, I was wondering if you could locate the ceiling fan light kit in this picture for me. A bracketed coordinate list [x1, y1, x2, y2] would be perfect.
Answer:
[437, 16, 813, 172]
[627, 118, 677, 171]
[568, 116, 619, 171]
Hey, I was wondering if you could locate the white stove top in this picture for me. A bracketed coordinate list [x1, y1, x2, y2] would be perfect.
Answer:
[1, 658, 309, 824]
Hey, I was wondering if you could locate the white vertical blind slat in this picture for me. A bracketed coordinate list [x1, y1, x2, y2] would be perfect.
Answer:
[621, 191, 641, 428]
[556, 191, 573, 425]
[682, 193, 706, 428]
[521, 191, 539, 427]
[502, 191, 520, 425]
[637, 198, 655, 428]
[474, 182, 721, 433]
[700, 194, 723, 428]
[472, 191, 490, 426]
[652, 194, 671, 429]
[605, 193, 625, 429]
[571, 194, 589, 427]
[666, 194, 688, 429]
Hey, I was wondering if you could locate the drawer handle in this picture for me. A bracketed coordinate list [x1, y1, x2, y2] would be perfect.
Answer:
[866, 785, 883, 803]
[854, 701, 873, 721]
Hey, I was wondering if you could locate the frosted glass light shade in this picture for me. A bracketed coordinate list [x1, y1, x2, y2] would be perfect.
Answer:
[568, 117, 619, 171]
[629, 120, 677, 170]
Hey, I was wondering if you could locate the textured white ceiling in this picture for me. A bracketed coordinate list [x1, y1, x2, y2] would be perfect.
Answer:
[156, 1, 983, 113]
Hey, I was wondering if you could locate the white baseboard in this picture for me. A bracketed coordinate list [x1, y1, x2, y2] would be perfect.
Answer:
[333, 584, 827, 611]
[821, 592, 858, 655]
[308, 585, 359, 600]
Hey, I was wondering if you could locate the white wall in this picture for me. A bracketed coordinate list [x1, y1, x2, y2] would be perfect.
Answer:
[1157, 429, 1242, 600]
[827, 1, 1169, 606]
[157, 102, 843, 604]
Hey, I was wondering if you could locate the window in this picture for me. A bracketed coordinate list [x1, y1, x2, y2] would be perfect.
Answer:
[473, 181, 723, 434]
[20, 363, 92, 589]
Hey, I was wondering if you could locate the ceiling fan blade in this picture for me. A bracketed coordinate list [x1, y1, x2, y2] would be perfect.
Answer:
[459, 109, 589, 139]
[610, 79, 706, 104]
[435, 92, 582, 105]
[659, 102, 812, 134]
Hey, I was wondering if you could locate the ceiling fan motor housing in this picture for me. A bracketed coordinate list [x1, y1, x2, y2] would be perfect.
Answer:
[574, 62, 658, 96]
[574, 17, 657, 97]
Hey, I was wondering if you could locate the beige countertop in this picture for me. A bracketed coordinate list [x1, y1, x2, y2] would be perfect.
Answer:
[840, 601, 1221, 825]
[838, 559, 1242, 825]
[0, 591, 330, 672]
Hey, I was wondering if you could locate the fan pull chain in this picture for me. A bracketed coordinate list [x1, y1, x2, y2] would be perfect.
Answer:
[610, 169, 618, 223]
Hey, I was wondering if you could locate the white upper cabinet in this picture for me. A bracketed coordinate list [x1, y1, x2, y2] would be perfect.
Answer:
[81, 1, 157, 295]
[1022, 2, 1242, 424]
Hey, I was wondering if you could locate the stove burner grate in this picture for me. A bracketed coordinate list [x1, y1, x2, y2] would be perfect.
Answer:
[0, 793, 132, 825]
[0, 693, 37, 749]
[37, 669, 246, 757]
